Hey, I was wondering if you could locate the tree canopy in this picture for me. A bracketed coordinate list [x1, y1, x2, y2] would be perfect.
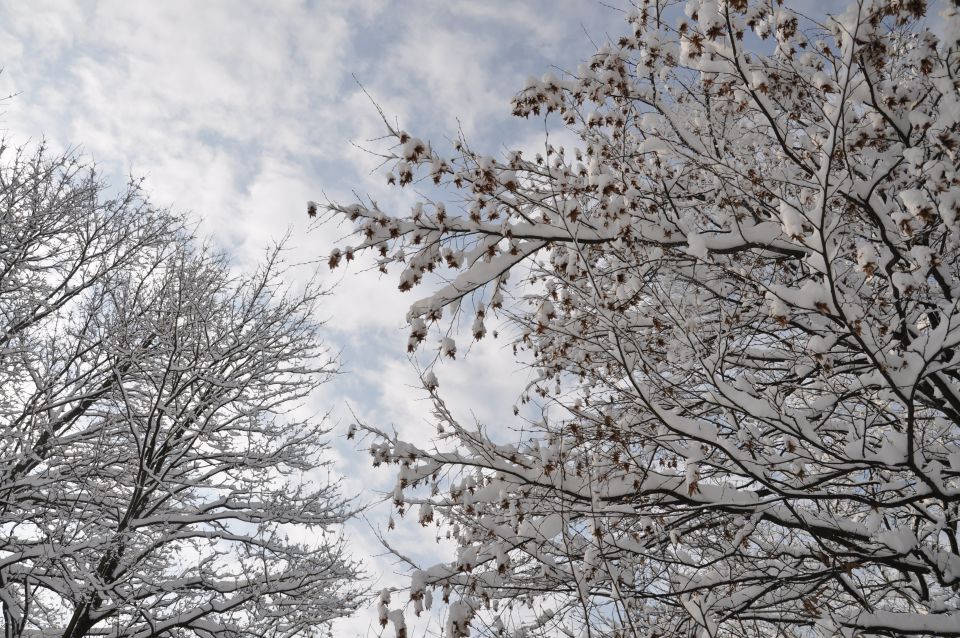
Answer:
[325, 0, 960, 636]
[0, 143, 361, 637]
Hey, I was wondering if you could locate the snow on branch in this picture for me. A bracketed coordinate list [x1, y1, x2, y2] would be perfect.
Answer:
[0, 142, 361, 636]
[323, 1, 960, 636]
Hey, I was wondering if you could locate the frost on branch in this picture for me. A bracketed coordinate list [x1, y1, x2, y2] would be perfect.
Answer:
[324, 1, 960, 636]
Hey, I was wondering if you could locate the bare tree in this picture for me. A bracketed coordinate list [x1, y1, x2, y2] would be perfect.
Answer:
[0, 142, 361, 637]
[324, 1, 960, 636]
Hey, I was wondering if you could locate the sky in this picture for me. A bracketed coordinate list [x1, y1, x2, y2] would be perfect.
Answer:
[0, 1, 628, 634]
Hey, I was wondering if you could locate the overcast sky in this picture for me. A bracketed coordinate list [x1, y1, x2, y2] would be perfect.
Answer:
[0, 1, 630, 634]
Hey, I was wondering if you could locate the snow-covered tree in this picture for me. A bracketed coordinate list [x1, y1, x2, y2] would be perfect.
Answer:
[0, 142, 361, 637]
[324, 1, 960, 636]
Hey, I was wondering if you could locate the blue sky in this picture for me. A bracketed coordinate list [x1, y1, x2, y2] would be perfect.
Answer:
[0, 1, 628, 634]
